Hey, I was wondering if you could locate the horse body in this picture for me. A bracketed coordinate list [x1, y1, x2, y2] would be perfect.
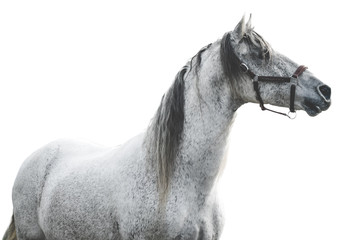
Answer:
[4, 16, 331, 240]
[13, 124, 227, 239]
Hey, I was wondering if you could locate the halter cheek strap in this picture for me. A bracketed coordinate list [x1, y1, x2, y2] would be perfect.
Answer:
[289, 65, 308, 114]
[240, 63, 307, 119]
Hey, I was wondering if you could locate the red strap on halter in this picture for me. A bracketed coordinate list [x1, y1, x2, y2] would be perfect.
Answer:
[292, 65, 308, 78]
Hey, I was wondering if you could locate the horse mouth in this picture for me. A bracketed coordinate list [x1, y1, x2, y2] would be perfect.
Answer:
[302, 99, 331, 117]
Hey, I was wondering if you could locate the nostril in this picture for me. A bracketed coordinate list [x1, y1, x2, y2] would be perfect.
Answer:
[318, 85, 331, 101]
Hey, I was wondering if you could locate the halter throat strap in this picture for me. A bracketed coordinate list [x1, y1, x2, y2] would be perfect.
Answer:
[240, 63, 307, 119]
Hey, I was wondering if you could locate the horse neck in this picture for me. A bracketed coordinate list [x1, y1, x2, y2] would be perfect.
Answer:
[176, 43, 237, 194]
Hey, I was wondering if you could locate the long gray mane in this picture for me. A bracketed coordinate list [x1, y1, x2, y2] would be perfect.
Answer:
[146, 25, 272, 200]
[145, 65, 186, 200]
[145, 45, 211, 200]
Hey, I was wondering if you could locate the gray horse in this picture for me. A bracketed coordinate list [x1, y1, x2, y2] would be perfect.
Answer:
[3, 16, 331, 240]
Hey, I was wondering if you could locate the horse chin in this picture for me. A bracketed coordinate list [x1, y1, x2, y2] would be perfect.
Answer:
[304, 105, 322, 117]
[302, 99, 331, 117]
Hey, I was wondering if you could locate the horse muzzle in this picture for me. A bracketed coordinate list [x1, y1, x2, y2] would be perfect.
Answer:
[302, 84, 331, 116]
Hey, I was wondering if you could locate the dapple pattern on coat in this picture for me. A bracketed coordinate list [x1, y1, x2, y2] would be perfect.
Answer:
[3, 15, 331, 240]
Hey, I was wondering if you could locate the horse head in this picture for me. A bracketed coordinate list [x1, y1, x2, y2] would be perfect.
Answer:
[222, 15, 331, 117]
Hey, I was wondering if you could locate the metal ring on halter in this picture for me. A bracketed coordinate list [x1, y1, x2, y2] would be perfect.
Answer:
[240, 63, 249, 73]
[287, 111, 297, 119]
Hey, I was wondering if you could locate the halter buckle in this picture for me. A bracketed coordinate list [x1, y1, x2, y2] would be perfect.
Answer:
[290, 76, 298, 85]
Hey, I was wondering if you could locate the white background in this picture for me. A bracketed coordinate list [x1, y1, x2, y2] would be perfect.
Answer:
[0, 0, 359, 239]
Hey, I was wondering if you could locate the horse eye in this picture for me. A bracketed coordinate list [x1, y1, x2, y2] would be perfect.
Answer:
[258, 52, 264, 59]
[260, 50, 270, 60]
[257, 50, 266, 60]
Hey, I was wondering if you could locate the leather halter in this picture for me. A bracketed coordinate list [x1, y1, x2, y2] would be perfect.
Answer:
[239, 63, 307, 119]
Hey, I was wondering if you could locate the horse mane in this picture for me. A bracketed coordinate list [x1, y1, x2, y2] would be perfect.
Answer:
[145, 45, 213, 201]
[145, 65, 186, 202]
[220, 28, 273, 99]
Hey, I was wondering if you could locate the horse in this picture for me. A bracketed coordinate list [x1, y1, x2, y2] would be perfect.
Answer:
[3, 15, 331, 240]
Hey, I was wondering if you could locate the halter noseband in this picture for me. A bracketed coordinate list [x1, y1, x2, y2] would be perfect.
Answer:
[239, 62, 307, 119]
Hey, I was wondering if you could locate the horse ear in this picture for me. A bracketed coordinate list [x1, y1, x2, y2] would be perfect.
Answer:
[246, 14, 252, 30]
[232, 15, 246, 42]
